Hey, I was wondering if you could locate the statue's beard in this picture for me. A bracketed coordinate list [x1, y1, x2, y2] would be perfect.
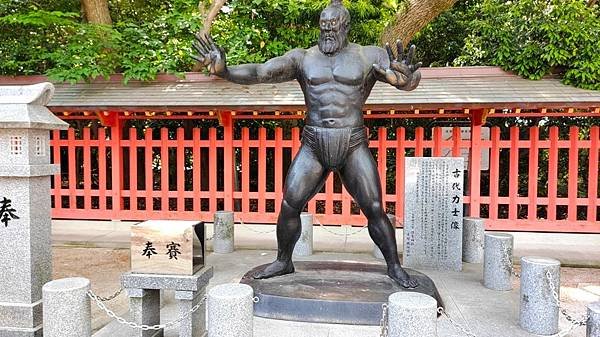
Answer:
[318, 31, 346, 55]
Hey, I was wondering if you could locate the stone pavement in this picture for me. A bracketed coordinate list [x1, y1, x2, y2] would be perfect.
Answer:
[51, 220, 600, 337]
[93, 250, 597, 337]
[52, 219, 600, 267]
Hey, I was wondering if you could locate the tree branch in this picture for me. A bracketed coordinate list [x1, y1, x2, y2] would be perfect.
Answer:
[198, 0, 226, 36]
[380, 0, 457, 47]
[588, 0, 597, 7]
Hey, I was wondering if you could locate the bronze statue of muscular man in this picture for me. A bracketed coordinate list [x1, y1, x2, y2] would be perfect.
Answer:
[193, 0, 422, 288]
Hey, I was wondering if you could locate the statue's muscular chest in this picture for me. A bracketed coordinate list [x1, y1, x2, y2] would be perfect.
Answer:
[302, 50, 367, 87]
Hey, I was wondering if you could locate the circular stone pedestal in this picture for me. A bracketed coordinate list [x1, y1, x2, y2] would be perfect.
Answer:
[240, 261, 443, 325]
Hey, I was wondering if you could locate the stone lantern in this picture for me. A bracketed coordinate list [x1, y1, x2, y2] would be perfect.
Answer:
[0, 83, 68, 336]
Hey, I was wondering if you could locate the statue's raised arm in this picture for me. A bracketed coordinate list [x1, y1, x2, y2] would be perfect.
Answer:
[193, 33, 304, 85]
[372, 41, 422, 91]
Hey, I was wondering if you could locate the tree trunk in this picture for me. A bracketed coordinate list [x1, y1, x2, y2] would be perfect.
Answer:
[380, 0, 458, 47]
[81, 0, 112, 25]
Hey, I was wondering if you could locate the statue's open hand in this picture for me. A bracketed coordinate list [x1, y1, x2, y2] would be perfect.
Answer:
[373, 41, 422, 91]
[192, 33, 227, 76]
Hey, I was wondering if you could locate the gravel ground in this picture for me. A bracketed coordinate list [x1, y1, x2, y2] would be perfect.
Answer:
[52, 247, 130, 333]
[52, 247, 600, 335]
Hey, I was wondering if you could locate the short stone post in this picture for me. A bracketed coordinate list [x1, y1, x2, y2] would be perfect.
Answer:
[387, 292, 437, 337]
[588, 301, 600, 337]
[213, 211, 234, 254]
[0, 83, 68, 336]
[126, 289, 162, 337]
[519, 256, 561, 335]
[373, 214, 397, 259]
[208, 283, 253, 337]
[293, 212, 313, 256]
[462, 217, 485, 263]
[483, 232, 514, 291]
[42, 277, 91, 337]
[176, 288, 207, 337]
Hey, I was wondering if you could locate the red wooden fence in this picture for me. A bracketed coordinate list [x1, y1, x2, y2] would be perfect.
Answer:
[50, 125, 600, 233]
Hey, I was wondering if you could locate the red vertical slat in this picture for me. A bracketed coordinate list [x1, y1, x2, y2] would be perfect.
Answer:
[588, 126, 599, 222]
[396, 127, 405, 224]
[111, 121, 123, 217]
[241, 127, 250, 214]
[415, 127, 424, 157]
[275, 128, 284, 214]
[432, 127, 442, 157]
[52, 130, 62, 211]
[193, 128, 201, 212]
[325, 173, 333, 216]
[469, 124, 482, 217]
[547, 127, 559, 221]
[258, 128, 267, 214]
[508, 127, 519, 220]
[160, 128, 169, 214]
[129, 128, 138, 212]
[83, 128, 91, 210]
[67, 128, 76, 209]
[144, 129, 153, 212]
[209, 128, 217, 213]
[291, 127, 301, 158]
[176, 128, 185, 212]
[98, 128, 107, 211]
[452, 127, 461, 157]
[222, 113, 234, 211]
[528, 127, 539, 220]
[489, 127, 500, 220]
[567, 126, 579, 222]
[378, 128, 387, 201]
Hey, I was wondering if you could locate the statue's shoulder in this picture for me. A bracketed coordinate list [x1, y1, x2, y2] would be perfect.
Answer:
[285, 48, 307, 61]
[357, 44, 386, 62]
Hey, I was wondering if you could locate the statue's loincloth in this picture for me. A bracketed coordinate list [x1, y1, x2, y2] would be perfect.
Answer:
[302, 126, 367, 171]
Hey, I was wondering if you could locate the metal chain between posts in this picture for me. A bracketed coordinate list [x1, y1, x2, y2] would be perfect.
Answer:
[314, 217, 368, 237]
[500, 242, 521, 278]
[237, 217, 276, 234]
[91, 288, 124, 302]
[438, 307, 478, 337]
[545, 270, 589, 337]
[88, 290, 205, 331]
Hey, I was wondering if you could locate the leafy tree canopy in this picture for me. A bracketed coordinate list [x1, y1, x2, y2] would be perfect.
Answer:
[411, 0, 600, 90]
[0, 0, 598, 90]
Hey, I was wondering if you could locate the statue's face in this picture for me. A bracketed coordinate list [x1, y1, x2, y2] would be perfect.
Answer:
[318, 7, 348, 56]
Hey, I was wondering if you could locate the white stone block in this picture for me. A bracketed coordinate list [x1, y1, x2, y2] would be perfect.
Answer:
[42, 277, 91, 337]
[387, 292, 437, 337]
[208, 283, 253, 337]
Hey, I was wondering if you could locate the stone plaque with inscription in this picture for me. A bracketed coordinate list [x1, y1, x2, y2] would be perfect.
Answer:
[403, 157, 464, 271]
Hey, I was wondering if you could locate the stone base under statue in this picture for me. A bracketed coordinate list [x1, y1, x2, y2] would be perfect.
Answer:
[240, 261, 443, 325]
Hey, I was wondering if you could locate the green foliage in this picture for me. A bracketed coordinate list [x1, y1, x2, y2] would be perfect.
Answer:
[409, 0, 479, 67]
[454, 0, 600, 90]
[210, 0, 396, 65]
[1, 0, 598, 90]
[0, 0, 202, 83]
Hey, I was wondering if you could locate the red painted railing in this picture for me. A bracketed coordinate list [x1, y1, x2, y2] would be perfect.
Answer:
[50, 125, 600, 233]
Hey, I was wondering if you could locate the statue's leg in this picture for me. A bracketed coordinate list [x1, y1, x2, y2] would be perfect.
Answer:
[253, 145, 328, 279]
[339, 145, 418, 288]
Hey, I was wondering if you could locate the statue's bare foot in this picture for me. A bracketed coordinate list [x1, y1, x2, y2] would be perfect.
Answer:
[388, 264, 419, 289]
[253, 260, 295, 279]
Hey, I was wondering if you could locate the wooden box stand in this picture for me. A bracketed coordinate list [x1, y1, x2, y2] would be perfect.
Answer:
[131, 220, 205, 275]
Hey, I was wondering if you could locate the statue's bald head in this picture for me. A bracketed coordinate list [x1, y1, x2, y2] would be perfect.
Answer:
[318, 0, 350, 55]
